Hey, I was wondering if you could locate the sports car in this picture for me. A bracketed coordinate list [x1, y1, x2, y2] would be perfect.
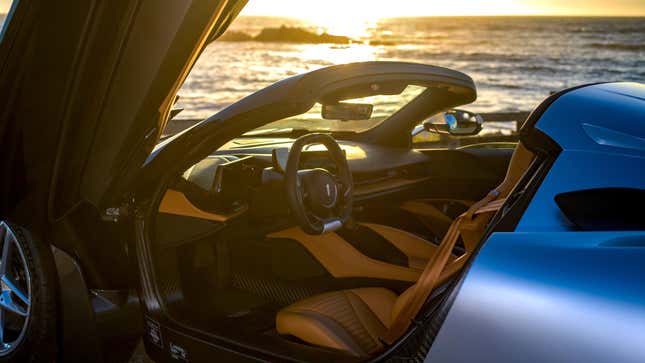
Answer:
[0, 1, 643, 363]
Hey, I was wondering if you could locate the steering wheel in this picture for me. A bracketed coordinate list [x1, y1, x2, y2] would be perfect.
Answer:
[284, 134, 353, 235]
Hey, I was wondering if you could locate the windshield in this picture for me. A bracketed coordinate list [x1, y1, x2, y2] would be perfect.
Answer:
[245, 84, 427, 135]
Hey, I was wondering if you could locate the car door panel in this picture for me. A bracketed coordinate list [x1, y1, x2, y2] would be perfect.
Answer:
[428, 231, 645, 363]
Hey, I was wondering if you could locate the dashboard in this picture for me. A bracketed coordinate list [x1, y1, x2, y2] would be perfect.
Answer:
[160, 138, 434, 222]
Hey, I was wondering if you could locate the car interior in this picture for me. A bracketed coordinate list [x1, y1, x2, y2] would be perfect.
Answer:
[147, 80, 537, 361]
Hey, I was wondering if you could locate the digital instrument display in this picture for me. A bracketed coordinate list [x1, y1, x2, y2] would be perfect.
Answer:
[272, 148, 344, 173]
[213, 156, 256, 203]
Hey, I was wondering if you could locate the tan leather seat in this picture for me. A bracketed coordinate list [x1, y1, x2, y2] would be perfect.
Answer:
[276, 288, 397, 357]
[268, 224, 446, 283]
[276, 143, 535, 357]
[275, 280, 443, 358]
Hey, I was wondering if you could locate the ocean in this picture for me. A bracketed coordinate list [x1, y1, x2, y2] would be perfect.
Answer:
[176, 16, 644, 121]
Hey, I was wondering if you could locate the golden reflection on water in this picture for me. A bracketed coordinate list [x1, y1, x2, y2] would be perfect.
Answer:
[294, 43, 382, 64]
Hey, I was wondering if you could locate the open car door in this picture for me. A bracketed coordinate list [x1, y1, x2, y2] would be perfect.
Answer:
[0, 0, 247, 226]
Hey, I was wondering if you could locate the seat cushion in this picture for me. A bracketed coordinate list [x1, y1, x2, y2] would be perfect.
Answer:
[276, 288, 398, 357]
[268, 227, 423, 282]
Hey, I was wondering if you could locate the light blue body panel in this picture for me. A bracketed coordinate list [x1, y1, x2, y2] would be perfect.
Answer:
[427, 82, 645, 362]
[428, 232, 645, 363]
[519, 82, 645, 231]
[517, 150, 645, 231]
[535, 82, 645, 155]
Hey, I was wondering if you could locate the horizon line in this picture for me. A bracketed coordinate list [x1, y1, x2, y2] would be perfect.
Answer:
[2, 12, 644, 18]
[238, 14, 645, 19]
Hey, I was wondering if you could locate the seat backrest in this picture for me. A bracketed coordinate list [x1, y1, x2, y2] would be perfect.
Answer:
[385, 141, 535, 343]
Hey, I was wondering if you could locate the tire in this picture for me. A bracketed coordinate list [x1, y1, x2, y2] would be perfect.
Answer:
[0, 222, 57, 363]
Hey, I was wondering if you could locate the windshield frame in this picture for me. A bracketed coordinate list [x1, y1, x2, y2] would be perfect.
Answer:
[241, 83, 430, 137]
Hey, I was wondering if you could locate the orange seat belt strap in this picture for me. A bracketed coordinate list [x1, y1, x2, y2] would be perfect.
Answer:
[383, 197, 506, 344]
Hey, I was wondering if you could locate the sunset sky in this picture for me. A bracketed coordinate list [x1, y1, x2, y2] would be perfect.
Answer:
[1, 0, 644, 16]
[0, 0, 10, 13]
[241, 0, 645, 17]
[239, 0, 645, 38]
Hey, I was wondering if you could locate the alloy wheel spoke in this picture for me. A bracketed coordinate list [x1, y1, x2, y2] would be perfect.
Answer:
[1, 276, 28, 306]
[0, 232, 13, 276]
[0, 291, 27, 317]
[0, 223, 30, 354]
[0, 303, 4, 345]
[0, 225, 6, 346]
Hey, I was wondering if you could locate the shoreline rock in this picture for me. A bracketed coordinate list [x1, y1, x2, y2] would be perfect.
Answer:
[219, 25, 352, 44]
[219, 31, 254, 42]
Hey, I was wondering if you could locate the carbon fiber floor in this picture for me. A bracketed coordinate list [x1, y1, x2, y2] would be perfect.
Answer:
[127, 341, 154, 363]
[231, 272, 318, 306]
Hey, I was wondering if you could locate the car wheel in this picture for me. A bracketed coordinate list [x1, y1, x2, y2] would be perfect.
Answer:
[0, 222, 57, 363]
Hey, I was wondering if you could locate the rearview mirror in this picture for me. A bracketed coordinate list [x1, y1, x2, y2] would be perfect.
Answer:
[322, 103, 373, 121]
[423, 109, 483, 136]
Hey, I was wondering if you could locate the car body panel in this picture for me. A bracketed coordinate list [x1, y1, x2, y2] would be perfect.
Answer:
[534, 82, 645, 156]
[427, 231, 645, 363]
[517, 150, 645, 231]
[517, 82, 645, 231]
[426, 82, 645, 362]
[52, 245, 104, 361]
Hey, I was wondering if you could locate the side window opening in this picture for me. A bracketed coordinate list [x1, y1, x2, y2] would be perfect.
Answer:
[0, 0, 19, 41]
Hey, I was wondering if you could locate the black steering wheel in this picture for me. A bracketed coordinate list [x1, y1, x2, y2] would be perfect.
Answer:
[284, 134, 353, 235]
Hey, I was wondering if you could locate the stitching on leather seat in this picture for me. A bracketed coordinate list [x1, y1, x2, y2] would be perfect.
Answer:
[345, 291, 385, 352]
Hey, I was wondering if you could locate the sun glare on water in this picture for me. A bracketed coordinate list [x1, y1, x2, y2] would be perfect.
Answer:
[296, 43, 380, 64]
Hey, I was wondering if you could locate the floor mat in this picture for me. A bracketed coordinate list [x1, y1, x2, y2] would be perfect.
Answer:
[231, 272, 319, 306]
[171, 287, 278, 335]
[212, 305, 278, 334]
[208, 288, 269, 317]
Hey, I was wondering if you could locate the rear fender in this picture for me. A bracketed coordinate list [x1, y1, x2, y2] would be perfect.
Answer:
[52, 246, 103, 362]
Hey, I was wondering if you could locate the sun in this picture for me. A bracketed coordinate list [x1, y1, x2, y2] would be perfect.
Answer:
[304, 13, 376, 38]
[289, 3, 387, 38]
[241, 1, 393, 38]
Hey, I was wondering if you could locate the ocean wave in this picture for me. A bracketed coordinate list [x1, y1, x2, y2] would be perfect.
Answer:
[485, 83, 524, 90]
[178, 17, 645, 120]
[588, 43, 645, 51]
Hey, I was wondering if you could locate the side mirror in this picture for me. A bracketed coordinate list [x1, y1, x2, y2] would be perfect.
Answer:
[322, 103, 373, 121]
[423, 109, 483, 136]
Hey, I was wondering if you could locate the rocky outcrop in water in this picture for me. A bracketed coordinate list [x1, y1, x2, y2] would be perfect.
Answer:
[219, 31, 254, 42]
[219, 25, 352, 44]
